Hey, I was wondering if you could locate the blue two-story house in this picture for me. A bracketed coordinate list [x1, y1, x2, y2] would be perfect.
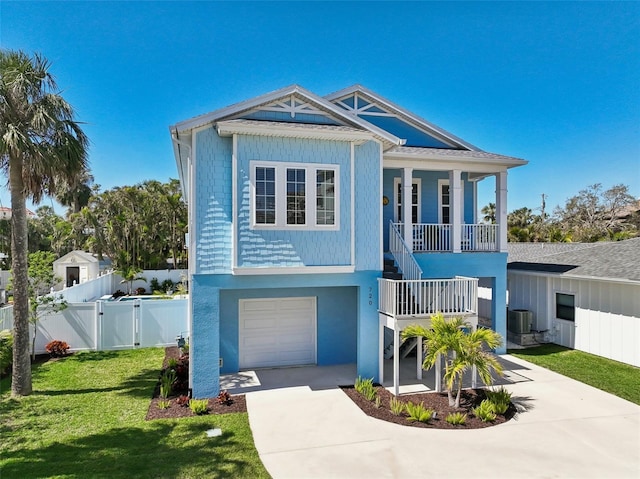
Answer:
[170, 85, 526, 398]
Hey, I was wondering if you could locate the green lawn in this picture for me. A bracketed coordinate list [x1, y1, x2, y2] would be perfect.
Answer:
[0, 348, 270, 479]
[510, 344, 640, 405]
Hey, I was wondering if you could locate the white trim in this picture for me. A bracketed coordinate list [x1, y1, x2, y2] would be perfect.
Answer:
[508, 268, 640, 286]
[232, 265, 355, 275]
[393, 177, 421, 223]
[350, 142, 356, 268]
[473, 181, 478, 224]
[553, 289, 577, 322]
[232, 134, 238, 269]
[378, 140, 384, 271]
[172, 84, 402, 145]
[249, 160, 340, 231]
[325, 85, 480, 151]
[437, 178, 465, 224]
[217, 119, 374, 143]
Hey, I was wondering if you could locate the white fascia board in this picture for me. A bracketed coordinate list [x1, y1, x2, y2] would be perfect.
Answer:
[383, 157, 524, 174]
[216, 120, 375, 143]
[169, 128, 192, 201]
[385, 149, 527, 166]
[324, 84, 480, 151]
[508, 268, 640, 286]
[232, 265, 355, 275]
[171, 84, 402, 146]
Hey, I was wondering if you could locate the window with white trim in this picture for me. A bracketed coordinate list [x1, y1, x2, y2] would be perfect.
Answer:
[556, 292, 575, 321]
[251, 161, 339, 230]
[393, 178, 421, 223]
[255, 167, 276, 224]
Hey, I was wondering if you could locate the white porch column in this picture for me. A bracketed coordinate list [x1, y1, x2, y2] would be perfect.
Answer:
[496, 171, 508, 253]
[402, 167, 413, 252]
[435, 353, 442, 392]
[450, 170, 462, 253]
[416, 336, 423, 380]
[393, 326, 400, 396]
[379, 320, 385, 384]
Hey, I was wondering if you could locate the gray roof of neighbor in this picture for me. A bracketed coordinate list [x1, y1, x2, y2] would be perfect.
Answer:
[507, 238, 640, 282]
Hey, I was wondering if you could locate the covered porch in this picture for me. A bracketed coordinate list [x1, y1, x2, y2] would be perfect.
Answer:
[378, 276, 480, 396]
[382, 148, 515, 256]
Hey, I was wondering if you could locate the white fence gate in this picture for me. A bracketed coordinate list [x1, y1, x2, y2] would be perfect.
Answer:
[0, 298, 188, 354]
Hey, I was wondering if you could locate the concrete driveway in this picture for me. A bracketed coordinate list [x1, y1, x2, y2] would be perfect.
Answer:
[225, 356, 640, 478]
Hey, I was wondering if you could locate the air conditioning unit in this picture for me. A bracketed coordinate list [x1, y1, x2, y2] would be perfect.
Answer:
[508, 309, 533, 334]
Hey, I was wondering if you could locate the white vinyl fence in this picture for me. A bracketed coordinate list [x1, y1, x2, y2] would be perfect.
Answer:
[56, 269, 188, 302]
[0, 298, 188, 354]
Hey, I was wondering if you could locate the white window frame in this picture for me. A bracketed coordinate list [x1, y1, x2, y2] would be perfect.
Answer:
[250, 160, 340, 231]
[555, 290, 576, 322]
[438, 179, 464, 224]
[393, 177, 421, 223]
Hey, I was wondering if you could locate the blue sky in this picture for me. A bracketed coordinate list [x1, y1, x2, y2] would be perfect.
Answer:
[1, 1, 639, 216]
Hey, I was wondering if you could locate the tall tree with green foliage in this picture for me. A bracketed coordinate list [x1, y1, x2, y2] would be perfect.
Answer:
[402, 314, 504, 408]
[0, 50, 88, 396]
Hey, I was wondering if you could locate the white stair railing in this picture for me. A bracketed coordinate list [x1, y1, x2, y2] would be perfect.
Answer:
[388, 221, 422, 281]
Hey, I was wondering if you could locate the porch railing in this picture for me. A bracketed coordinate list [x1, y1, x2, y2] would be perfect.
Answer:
[378, 276, 478, 319]
[462, 224, 498, 252]
[393, 223, 498, 252]
[388, 221, 422, 281]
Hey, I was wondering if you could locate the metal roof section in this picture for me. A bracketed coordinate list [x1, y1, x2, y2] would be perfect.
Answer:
[325, 84, 481, 151]
[385, 145, 527, 167]
[507, 238, 640, 282]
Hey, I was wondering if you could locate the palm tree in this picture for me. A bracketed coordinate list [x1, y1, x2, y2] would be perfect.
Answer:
[402, 313, 503, 408]
[0, 50, 88, 396]
[481, 202, 496, 224]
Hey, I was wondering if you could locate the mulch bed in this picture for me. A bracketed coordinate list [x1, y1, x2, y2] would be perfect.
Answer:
[145, 346, 246, 420]
[341, 385, 516, 429]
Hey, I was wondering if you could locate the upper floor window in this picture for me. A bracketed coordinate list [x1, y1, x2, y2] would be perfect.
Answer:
[251, 161, 339, 230]
[255, 167, 276, 224]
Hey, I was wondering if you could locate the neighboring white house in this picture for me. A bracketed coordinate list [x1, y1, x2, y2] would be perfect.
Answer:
[53, 250, 112, 289]
[507, 238, 640, 367]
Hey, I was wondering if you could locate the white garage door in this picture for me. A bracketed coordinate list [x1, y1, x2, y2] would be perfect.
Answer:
[239, 297, 317, 369]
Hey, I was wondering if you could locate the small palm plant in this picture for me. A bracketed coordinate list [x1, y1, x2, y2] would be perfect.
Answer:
[402, 313, 504, 408]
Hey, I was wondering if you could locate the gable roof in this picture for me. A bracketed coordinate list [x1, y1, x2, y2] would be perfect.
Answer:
[170, 84, 402, 146]
[325, 84, 479, 151]
[54, 250, 100, 264]
[507, 238, 640, 282]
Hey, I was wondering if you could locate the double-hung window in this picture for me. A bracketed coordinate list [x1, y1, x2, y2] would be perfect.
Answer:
[251, 161, 339, 230]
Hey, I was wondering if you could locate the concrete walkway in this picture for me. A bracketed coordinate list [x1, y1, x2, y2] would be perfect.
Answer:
[230, 355, 640, 479]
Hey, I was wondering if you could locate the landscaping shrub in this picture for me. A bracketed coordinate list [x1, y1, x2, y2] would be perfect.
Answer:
[135, 287, 146, 295]
[45, 340, 70, 357]
[0, 329, 13, 374]
[189, 399, 208, 415]
[473, 400, 497, 422]
[112, 290, 126, 298]
[157, 400, 170, 409]
[404, 401, 434, 423]
[217, 390, 232, 405]
[159, 369, 176, 398]
[446, 412, 467, 425]
[354, 376, 377, 401]
[484, 386, 512, 414]
[389, 397, 405, 416]
[161, 279, 175, 293]
[176, 395, 190, 407]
